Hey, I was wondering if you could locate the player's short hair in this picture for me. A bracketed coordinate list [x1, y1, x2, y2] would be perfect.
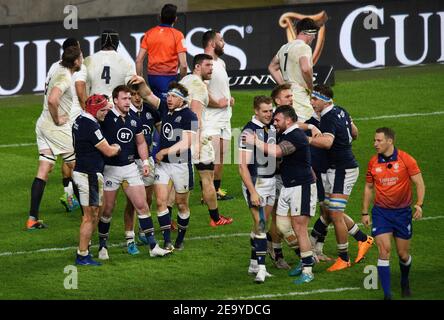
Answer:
[192, 53, 213, 70]
[62, 38, 79, 50]
[274, 105, 298, 122]
[168, 81, 189, 98]
[101, 29, 120, 50]
[296, 18, 319, 35]
[253, 96, 273, 110]
[112, 85, 132, 100]
[271, 83, 292, 104]
[161, 4, 177, 25]
[313, 84, 334, 99]
[202, 29, 219, 48]
[376, 127, 396, 142]
[60, 46, 81, 69]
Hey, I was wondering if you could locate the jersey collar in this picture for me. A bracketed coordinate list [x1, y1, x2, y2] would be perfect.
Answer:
[130, 103, 142, 113]
[111, 106, 126, 118]
[159, 24, 173, 28]
[283, 123, 299, 134]
[320, 104, 334, 117]
[168, 104, 188, 115]
[251, 116, 266, 128]
[378, 148, 398, 163]
[81, 110, 98, 123]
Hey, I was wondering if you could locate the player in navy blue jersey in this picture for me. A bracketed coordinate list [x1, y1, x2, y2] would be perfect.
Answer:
[239, 96, 277, 283]
[243, 105, 317, 285]
[97, 85, 171, 259]
[119, 77, 163, 255]
[309, 84, 373, 272]
[154, 82, 198, 251]
[72, 94, 121, 266]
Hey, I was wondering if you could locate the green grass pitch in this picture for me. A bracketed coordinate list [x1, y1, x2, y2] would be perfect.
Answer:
[0, 64, 443, 300]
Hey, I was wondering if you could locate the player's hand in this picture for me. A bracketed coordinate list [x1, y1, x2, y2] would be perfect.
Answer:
[361, 215, 371, 228]
[230, 97, 235, 107]
[242, 132, 256, 146]
[311, 126, 322, 138]
[250, 191, 261, 207]
[111, 143, 121, 155]
[155, 150, 165, 163]
[56, 115, 68, 126]
[218, 98, 229, 108]
[413, 205, 423, 220]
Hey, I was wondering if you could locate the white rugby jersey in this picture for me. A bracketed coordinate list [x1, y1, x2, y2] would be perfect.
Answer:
[206, 57, 231, 122]
[180, 74, 209, 122]
[276, 39, 312, 91]
[39, 63, 73, 127]
[77, 50, 135, 97]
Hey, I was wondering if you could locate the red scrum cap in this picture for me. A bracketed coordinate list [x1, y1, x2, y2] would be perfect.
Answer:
[86, 94, 108, 118]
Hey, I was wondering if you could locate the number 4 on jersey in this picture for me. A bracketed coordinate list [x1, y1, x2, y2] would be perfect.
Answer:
[101, 66, 111, 84]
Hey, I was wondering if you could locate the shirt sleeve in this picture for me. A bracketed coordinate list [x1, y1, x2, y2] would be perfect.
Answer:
[89, 123, 105, 147]
[135, 117, 144, 135]
[189, 81, 208, 106]
[175, 30, 187, 54]
[140, 31, 149, 51]
[320, 116, 336, 137]
[53, 72, 71, 94]
[401, 152, 421, 176]
[76, 59, 88, 83]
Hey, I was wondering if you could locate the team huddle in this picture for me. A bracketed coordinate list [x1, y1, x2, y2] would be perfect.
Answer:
[25, 4, 425, 300]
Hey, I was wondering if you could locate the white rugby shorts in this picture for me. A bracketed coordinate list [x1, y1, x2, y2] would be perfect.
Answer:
[276, 182, 317, 217]
[242, 176, 276, 208]
[103, 163, 144, 191]
[154, 162, 194, 193]
[72, 171, 104, 207]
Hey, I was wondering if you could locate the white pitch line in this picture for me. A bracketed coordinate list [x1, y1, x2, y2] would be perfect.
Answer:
[354, 111, 444, 121]
[1, 216, 442, 258]
[228, 287, 361, 300]
[0, 142, 36, 148]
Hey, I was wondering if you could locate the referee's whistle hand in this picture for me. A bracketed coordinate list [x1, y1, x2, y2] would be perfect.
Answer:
[361, 215, 370, 228]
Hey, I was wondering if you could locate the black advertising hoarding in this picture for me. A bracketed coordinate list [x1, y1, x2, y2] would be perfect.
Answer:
[0, 0, 443, 96]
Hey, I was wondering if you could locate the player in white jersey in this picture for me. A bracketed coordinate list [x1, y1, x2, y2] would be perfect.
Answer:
[46, 38, 83, 212]
[203, 30, 235, 201]
[268, 18, 319, 122]
[76, 30, 136, 104]
[180, 54, 233, 227]
[26, 46, 83, 230]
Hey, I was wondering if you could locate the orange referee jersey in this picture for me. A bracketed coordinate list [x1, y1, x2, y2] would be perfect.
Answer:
[366, 148, 421, 209]
[141, 24, 187, 76]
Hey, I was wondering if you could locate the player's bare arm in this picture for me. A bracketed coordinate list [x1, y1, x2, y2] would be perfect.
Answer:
[238, 149, 261, 207]
[95, 139, 121, 157]
[135, 48, 147, 76]
[268, 55, 284, 85]
[309, 133, 334, 149]
[47, 87, 67, 126]
[299, 56, 313, 91]
[178, 52, 188, 80]
[136, 133, 150, 176]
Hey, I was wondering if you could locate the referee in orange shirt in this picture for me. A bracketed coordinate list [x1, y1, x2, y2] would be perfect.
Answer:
[135, 3, 188, 113]
[362, 127, 425, 300]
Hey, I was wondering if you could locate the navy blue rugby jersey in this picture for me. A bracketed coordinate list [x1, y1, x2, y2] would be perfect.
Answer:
[158, 106, 198, 163]
[100, 107, 143, 166]
[72, 112, 106, 174]
[129, 103, 161, 154]
[239, 117, 276, 178]
[320, 105, 358, 169]
[278, 124, 314, 187]
[305, 115, 328, 174]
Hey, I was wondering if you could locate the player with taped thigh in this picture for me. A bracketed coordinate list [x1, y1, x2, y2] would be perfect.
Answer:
[309, 85, 373, 271]
[72, 94, 121, 265]
[180, 54, 233, 227]
[154, 82, 198, 251]
[97, 85, 170, 259]
[26, 46, 82, 230]
[239, 96, 277, 283]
